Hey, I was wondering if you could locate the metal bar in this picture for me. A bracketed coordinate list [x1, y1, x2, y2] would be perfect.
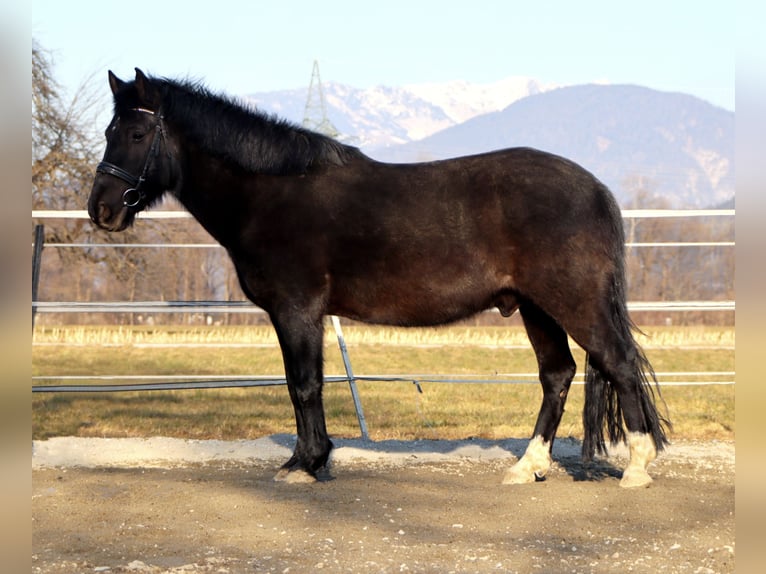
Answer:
[32, 224, 45, 328]
[32, 301, 267, 314]
[33, 378, 287, 393]
[34, 241, 736, 249]
[30, 370, 736, 381]
[31, 300, 735, 313]
[619, 209, 735, 218]
[330, 315, 369, 440]
[627, 242, 735, 248]
[32, 210, 192, 219]
[627, 301, 735, 311]
[33, 209, 736, 220]
[42, 243, 222, 249]
[38, 241, 736, 249]
[32, 374, 735, 393]
[32, 375, 350, 393]
[32, 300, 254, 307]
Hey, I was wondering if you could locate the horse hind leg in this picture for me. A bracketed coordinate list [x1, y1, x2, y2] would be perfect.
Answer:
[577, 309, 670, 488]
[503, 303, 576, 485]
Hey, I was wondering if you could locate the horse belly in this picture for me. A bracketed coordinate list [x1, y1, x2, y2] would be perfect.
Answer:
[330, 266, 508, 327]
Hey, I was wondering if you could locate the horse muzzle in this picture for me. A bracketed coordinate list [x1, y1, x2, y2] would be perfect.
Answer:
[88, 184, 135, 232]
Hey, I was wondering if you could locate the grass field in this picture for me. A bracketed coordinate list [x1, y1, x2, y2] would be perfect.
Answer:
[32, 324, 734, 443]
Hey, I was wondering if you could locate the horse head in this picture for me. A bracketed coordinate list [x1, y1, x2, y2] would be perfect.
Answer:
[88, 68, 176, 231]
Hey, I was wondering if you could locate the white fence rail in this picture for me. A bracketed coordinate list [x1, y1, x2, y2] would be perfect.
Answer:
[29, 208, 738, 220]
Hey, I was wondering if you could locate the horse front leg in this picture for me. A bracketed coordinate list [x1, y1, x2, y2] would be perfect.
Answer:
[271, 312, 333, 483]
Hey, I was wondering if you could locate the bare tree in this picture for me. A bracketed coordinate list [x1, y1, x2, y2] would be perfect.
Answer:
[32, 41, 104, 214]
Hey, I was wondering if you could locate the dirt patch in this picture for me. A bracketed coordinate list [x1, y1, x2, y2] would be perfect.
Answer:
[33, 437, 734, 573]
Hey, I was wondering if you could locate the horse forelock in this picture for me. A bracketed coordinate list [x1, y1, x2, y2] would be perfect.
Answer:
[113, 75, 362, 175]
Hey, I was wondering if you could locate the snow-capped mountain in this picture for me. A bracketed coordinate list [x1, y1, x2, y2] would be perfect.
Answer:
[403, 77, 553, 124]
[244, 77, 555, 149]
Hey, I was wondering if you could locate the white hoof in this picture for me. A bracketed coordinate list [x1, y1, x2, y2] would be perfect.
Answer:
[502, 436, 551, 485]
[502, 463, 537, 485]
[620, 466, 653, 488]
[619, 432, 658, 488]
[273, 468, 317, 484]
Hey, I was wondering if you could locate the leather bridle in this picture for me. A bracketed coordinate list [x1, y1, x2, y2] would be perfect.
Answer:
[96, 108, 166, 209]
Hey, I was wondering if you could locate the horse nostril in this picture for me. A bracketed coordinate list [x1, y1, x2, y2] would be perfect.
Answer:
[98, 202, 111, 222]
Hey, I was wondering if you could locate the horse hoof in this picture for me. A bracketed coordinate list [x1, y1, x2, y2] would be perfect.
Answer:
[502, 466, 536, 485]
[619, 467, 653, 488]
[273, 468, 317, 484]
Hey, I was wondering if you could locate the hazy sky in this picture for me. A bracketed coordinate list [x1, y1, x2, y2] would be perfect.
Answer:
[33, 0, 734, 110]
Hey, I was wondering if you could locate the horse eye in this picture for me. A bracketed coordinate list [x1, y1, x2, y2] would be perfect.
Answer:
[131, 131, 146, 142]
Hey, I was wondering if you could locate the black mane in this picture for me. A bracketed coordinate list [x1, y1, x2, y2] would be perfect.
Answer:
[114, 75, 364, 175]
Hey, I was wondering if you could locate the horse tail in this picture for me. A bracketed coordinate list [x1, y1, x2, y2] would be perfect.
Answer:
[582, 275, 671, 461]
[582, 355, 617, 460]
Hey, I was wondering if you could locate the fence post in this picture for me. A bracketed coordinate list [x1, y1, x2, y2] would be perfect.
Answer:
[330, 315, 369, 440]
[32, 224, 45, 328]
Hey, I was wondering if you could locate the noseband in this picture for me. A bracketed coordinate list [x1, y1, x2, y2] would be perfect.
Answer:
[96, 108, 166, 209]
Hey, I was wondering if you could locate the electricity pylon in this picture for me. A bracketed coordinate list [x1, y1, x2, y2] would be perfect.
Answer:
[302, 60, 339, 138]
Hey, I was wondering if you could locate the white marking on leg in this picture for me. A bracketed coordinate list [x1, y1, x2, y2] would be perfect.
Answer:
[503, 435, 552, 485]
[620, 431, 657, 488]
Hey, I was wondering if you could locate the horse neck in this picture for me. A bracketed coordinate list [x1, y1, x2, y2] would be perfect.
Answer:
[169, 147, 252, 245]
[171, 97, 326, 175]
[163, 100, 355, 243]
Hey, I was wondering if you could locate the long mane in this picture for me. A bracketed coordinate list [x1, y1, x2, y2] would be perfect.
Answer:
[113, 75, 364, 175]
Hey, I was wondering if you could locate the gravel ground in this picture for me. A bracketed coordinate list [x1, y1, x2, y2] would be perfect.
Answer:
[32, 436, 735, 573]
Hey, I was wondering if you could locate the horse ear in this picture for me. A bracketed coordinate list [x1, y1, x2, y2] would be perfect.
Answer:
[134, 68, 160, 109]
[108, 70, 126, 96]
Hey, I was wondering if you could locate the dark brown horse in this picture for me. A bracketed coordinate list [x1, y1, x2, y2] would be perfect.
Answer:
[88, 69, 669, 487]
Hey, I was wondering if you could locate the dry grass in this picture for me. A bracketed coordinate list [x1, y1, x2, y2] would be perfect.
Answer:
[33, 323, 734, 348]
[32, 324, 735, 443]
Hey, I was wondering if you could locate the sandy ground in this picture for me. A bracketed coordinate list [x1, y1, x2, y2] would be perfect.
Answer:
[32, 436, 734, 573]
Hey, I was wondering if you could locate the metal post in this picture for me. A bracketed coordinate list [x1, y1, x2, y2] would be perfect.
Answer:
[32, 224, 45, 328]
[330, 315, 369, 440]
